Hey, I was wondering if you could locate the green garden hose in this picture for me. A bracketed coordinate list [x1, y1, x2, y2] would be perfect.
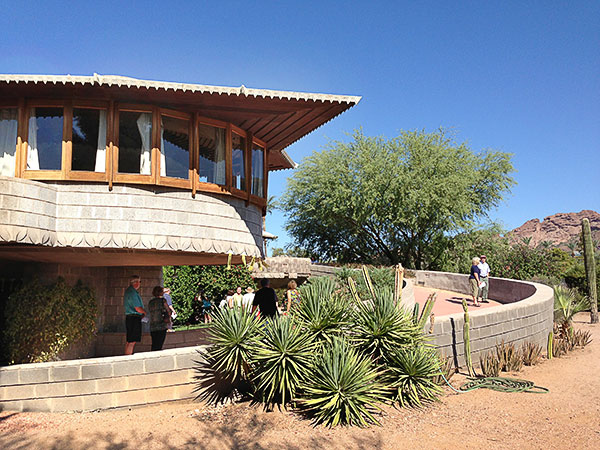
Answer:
[440, 373, 549, 394]
[459, 376, 549, 394]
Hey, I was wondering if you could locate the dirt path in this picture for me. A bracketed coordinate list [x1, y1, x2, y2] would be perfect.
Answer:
[1, 315, 599, 450]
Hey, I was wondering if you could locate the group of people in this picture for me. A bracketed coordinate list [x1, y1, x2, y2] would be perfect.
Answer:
[123, 275, 176, 355]
[468, 255, 491, 307]
[123, 275, 302, 355]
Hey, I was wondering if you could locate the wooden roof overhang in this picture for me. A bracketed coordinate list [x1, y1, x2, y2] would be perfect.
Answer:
[0, 74, 361, 171]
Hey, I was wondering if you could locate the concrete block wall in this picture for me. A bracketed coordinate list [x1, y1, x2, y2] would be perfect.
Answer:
[415, 271, 554, 368]
[0, 176, 263, 257]
[95, 329, 210, 357]
[0, 346, 204, 412]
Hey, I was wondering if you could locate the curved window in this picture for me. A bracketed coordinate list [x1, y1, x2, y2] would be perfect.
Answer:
[0, 108, 18, 176]
[28, 107, 63, 171]
[72, 108, 107, 172]
[232, 132, 246, 191]
[251, 143, 264, 197]
[118, 111, 152, 174]
[198, 122, 225, 185]
[161, 115, 189, 180]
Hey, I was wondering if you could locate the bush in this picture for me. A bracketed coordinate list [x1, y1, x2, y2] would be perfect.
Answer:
[3, 278, 97, 364]
[163, 264, 255, 325]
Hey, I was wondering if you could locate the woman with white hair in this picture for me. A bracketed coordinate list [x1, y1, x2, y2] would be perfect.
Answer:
[469, 257, 482, 307]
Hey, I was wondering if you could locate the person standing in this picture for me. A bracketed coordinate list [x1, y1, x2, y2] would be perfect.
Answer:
[163, 287, 176, 332]
[242, 287, 255, 311]
[285, 279, 301, 314]
[468, 257, 481, 307]
[148, 286, 170, 351]
[478, 255, 491, 303]
[124, 275, 146, 355]
[232, 286, 244, 308]
[252, 278, 279, 319]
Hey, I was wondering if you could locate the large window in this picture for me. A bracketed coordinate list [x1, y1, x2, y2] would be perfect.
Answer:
[251, 142, 264, 197]
[72, 108, 107, 172]
[198, 122, 225, 185]
[232, 132, 246, 191]
[27, 107, 63, 171]
[118, 111, 152, 174]
[161, 115, 189, 179]
[0, 108, 18, 176]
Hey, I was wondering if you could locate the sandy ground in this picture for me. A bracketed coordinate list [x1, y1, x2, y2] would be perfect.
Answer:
[1, 314, 599, 450]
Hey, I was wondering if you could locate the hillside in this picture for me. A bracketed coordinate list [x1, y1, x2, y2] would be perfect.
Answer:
[510, 210, 600, 248]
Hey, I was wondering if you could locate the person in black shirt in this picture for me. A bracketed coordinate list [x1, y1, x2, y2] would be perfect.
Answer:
[252, 278, 279, 319]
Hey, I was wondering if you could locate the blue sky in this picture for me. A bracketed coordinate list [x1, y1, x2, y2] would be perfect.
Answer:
[2, 1, 598, 250]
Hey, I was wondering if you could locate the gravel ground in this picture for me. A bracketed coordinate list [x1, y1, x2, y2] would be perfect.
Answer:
[1, 314, 599, 450]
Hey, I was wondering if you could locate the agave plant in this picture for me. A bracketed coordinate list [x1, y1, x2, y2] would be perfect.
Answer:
[254, 317, 316, 407]
[298, 338, 385, 427]
[384, 345, 443, 408]
[294, 276, 350, 344]
[351, 287, 423, 362]
[206, 306, 261, 383]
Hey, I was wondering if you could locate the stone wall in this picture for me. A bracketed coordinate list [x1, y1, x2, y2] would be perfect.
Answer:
[415, 271, 554, 367]
[95, 329, 210, 357]
[0, 346, 202, 412]
[0, 176, 263, 257]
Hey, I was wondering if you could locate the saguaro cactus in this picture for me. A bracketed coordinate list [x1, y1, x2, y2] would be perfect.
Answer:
[582, 218, 598, 323]
[462, 299, 475, 376]
[394, 263, 404, 304]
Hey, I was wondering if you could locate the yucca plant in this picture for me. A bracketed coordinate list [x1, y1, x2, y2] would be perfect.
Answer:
[572, 329, 592, 348]
[384, 345, 443, 408]
[294, 276, 350, 344]
[298, 338, 385, 427]
[351, 287, 423, 363]
[254, 317, 316, 407]
[205, 306, 262, 383]
[553, 286, 589, 338]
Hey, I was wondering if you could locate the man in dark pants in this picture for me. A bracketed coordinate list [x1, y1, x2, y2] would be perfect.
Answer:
[252, 278, 279, 319]
[124, 275, 147, 355]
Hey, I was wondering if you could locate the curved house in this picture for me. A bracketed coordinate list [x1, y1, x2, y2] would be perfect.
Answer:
[0, 74, 360, 337]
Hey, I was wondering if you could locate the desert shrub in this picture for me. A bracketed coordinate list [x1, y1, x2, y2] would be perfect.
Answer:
[521, 342, 542, 366]
[350, 287, 423, 362]
[254, 317, 315, 407]
[384, 345, 443, 408]
[4, 278, 97, 364]
[432, 355, 455, 385]
[571, 329, 592, 348]
[495, 341, 523, 372]
[163, 264, 254, 325]
[298, 338, 385, 427]
[294, 277, 350, 344]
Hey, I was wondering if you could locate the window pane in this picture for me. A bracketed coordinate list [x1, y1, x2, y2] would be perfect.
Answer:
[232, 132, 246, 191]
[118, 111, 152, 174]
[72, 108, 107, 172]
[198, 123, 225, 185]
[161, 115, 189, 179]
[0, 108, 18, 176]
[251, 143, 264, 197]
[28, 107, 63, 171]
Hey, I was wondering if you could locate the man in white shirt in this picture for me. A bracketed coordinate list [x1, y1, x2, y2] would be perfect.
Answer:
[477, 255, 491, 303]
[242, 287, 255, 311]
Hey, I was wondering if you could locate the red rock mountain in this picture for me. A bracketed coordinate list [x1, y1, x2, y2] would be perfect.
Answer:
[510, 210, 600, 247]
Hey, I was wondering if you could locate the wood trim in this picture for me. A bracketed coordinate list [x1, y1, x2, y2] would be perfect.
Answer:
[72, 100, 110, 109]
[112, 173, 155, 184]
[157, 177, 191, 189]
[111, 106, 120, 188]
[263, 143, 268, 199]
[108, 100, 115, 189]
[245, 131, 252, 204]
[197, 114, 227, 129]
[151, 106, 160, 183]
[225, 123, 232, 189]
[62, 102, 73, 178]
[231, 187, 247, 200]
[15, 98, 25, 177]
[160, 107, 191, 120]
[25, 99, 65, 108]
[250, 194, 267, 207]
[117, 103, 153, 113]
[231, 123, 247, 137]
[22, 170, 64, 180]
[66, 171, 107, 181]
[19, 102, 29, 176]
[191, 112, 198, 198]
[196, 181, 232, 195]
[252, 135, 267, 149]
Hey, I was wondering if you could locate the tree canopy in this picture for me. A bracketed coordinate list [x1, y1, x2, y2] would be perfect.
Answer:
[280, 129, 516, 269]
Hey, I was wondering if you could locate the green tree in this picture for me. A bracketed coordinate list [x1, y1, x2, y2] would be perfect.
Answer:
[281, 129, 515, 268]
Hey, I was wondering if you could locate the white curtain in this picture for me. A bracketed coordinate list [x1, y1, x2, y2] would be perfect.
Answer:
[136, 113, 152, 175]
[159, 118, 166, 176]
[251, 148, 264, 197]
[27, 109, 40, 170]
[0, 109, 18, 176]
[214, 128, 225, 184]
[94, 110, 107, 172]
